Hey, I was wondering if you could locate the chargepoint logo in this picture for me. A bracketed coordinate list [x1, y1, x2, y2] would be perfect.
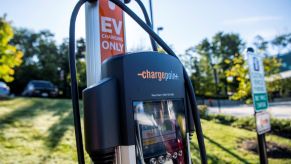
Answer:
[137, 70, 179, 82]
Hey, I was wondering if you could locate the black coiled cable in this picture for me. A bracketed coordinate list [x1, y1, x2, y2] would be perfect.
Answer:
[69, 0, 207, 163]
[107, 1, 207, 163]
[69, 0, 88, 164]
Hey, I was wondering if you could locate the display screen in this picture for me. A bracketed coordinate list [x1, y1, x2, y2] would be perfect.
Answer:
[133, 100, 187, 164]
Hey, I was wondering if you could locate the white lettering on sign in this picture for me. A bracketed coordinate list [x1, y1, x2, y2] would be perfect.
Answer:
[101, 41, 124, 52]
[247, 51, 269, 112]
[101, 34, 123, 41]
[248, 54, 267, 93]
[101, 17, 112, 33]
[112, 19, 122, 35]
[98, 0, 125, 62]
[101, 16, 122, 35]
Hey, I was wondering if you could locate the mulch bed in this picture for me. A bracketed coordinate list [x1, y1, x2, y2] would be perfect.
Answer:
[238, 139, 291, 158]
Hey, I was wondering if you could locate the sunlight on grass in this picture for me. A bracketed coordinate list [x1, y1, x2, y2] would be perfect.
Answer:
[0, 98, 290, 163]
[0, 98, 90, 163]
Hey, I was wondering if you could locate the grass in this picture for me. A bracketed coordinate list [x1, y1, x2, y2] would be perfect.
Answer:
[191, 120, 291, 164]
[0, 98, 290, 163]
[0, 98, 90, 163]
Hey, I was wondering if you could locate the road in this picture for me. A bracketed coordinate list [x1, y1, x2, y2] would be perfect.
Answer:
[208, 101, 291, 119]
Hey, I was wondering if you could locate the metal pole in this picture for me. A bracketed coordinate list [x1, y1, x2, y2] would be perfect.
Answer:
[149, 0, 154, 29]
[85, 1, 133, 163]
[85, 2, 101, 86]
[247, 47, 268, 164]
[257, 133, 268, 164]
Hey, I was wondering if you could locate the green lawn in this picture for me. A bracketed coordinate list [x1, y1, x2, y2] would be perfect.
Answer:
[0, 98, 89, 163]
[191, 120, 291, 164]
[0, 98, 290, 163]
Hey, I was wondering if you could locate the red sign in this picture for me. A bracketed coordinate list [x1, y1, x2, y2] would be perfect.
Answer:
[99, 0, 125, 62]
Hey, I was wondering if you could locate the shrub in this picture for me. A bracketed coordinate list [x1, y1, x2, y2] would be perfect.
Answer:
[271, 118, 291, 138]
[198, 105, 208, 118]
[206, 114, 237, 125]
[201, 111, 291, 139]
[231, 117, 256, 131]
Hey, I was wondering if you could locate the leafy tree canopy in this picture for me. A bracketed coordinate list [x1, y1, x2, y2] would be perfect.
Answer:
[9, 27, 86, 96]
[184, 32, 283, 102]
[0, 16, 23, 82]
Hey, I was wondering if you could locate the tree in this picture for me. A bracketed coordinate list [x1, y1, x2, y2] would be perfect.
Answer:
[178, 47, 195, 75]
[9, 27, 87, 96]
[253, 35, 282, 98]
[271, 33, 291, 54]
[225, 35, 281, 102]
[0, 16, 23, 82]
[66, 38, 87, 90]
[57, 39, 70, 97]
[76, 38, 86, 59]
[185, 32, 282, 102]
[210, 32, 245, 96]
[225, 55, 251, 101]
[9, 28, 60, 94]
[253, 35, 268, 54]
[225, 54, 281, 102]
[191, 39, 217, 96]
[190, 32, 245, 98]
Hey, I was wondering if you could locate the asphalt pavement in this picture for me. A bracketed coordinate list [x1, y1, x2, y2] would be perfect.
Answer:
[208, 101, 291, 119]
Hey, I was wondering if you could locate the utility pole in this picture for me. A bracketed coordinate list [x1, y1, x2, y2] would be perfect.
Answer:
[149, 0, 154, 29]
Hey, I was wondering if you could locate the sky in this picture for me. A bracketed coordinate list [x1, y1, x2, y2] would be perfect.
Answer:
[0, 0, 291, 54]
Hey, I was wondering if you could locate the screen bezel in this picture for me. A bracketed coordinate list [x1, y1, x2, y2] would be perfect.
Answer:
[133, 98, 189, 163]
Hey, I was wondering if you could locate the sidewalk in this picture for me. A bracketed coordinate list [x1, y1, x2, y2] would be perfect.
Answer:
[208, 101, 291, 119]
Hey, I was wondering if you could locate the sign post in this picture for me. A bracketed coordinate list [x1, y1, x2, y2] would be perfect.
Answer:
[247, 47, 270, 164]
[84, 1, 133, 164]
[85, 0, 126, 87]
[68, 1, 207, 163]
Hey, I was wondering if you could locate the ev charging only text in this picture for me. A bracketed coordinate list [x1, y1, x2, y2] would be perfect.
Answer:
[101, 16, 124, 52]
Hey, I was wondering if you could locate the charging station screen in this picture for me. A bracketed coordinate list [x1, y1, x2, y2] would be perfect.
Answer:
[133, 100, 187, 164]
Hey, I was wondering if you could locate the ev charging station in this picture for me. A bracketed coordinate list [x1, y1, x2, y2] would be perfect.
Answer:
[68, 0, 207, 163]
